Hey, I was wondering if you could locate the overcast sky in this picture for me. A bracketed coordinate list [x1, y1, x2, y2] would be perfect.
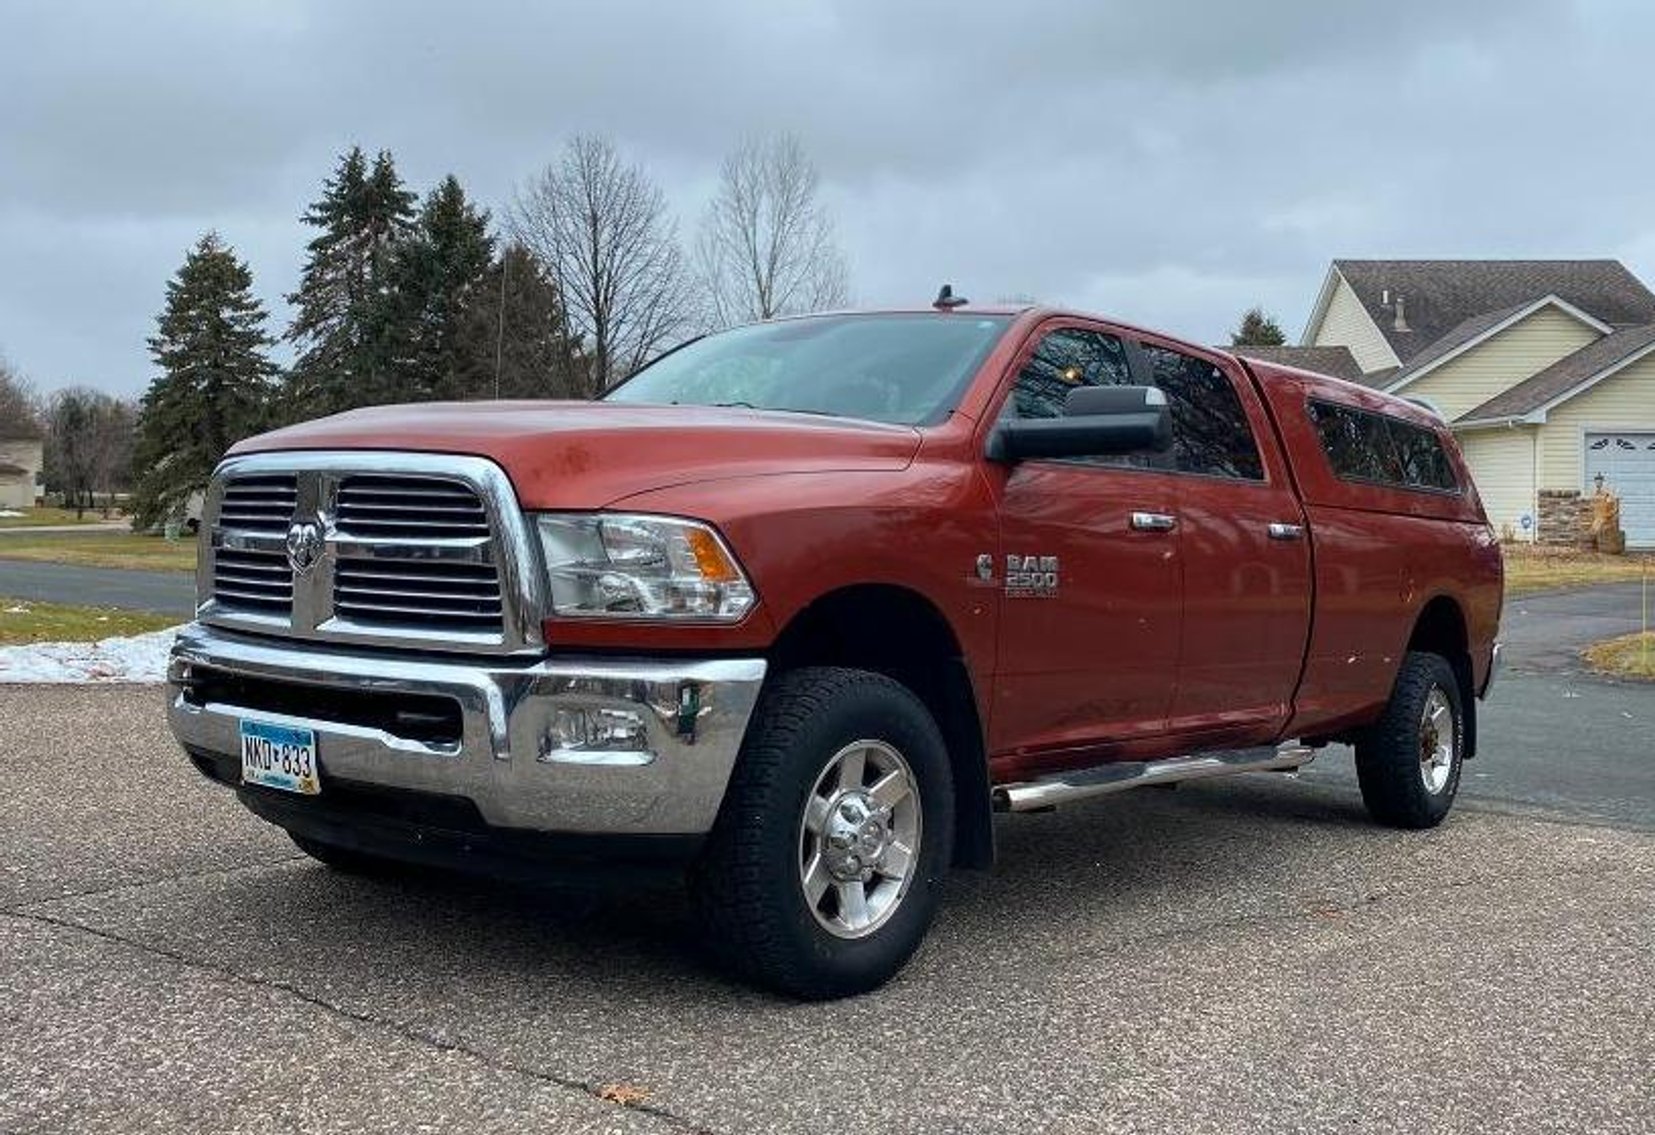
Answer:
[4, 0, 1654, 398]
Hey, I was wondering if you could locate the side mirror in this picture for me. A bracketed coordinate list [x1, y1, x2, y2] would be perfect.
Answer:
[988, 385, 1172, 462]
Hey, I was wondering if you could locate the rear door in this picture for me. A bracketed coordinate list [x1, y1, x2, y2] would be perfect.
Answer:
[1136, 342, 1313, 746]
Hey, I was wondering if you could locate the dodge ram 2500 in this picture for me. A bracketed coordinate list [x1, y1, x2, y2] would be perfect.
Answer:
[168, 299, 1502, 998]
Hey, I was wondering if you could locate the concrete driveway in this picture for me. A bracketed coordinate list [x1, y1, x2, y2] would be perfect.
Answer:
[4, 580, 1653, 1133]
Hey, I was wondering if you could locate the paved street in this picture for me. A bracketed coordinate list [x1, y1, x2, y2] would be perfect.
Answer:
[0, 559, 195, 618]
[2, 587, 1652, 1133]
[1304, 581, 1655, 830]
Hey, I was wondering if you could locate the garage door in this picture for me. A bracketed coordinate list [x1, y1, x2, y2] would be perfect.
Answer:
[1585, 432, 1655, 548]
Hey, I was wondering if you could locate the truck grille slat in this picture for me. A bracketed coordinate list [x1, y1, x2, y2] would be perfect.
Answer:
[217, 476, 298, 534]
[336, 583, 503, 604]
[336, 475, 490, 540]
[210, 543, 294, 617]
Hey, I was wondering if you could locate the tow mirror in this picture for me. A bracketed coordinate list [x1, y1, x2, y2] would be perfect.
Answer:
[988, 385, 1173, 462]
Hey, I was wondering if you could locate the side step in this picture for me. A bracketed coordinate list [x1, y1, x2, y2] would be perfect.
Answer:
[993, 743, 1318, 813]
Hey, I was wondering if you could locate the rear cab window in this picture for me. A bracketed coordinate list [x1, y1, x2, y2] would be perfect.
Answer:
[1306, 400, 1460, 495]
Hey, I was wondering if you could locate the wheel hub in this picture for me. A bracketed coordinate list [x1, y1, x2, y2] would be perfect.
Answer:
[821, 793, 894, 882]
[797, 739, 923, 940]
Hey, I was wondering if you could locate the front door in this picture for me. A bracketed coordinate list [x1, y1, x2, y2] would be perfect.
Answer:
[984, 322, 1183, 776]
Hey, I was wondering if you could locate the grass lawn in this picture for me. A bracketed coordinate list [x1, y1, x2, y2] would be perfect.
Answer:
[0, 597, 177, 645]
[0, 506, 118, 528]
[0, 531, 198, 572]
[1582, 631, 1655, 681]
[1501, 545, 1654, 596]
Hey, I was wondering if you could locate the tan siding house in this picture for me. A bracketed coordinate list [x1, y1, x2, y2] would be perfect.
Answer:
[1397, 306, 1602, 422]
[0, 437, 44, 510]
[1457, 428, 1538, 540]
[1309, 275, 1400, 374]
[1271, 259, 1655, 547]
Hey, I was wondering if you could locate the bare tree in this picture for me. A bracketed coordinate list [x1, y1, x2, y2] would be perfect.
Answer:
[0, 355, 43, 440]
[510, 136, 694, 396]
[695, 134, 850, 329]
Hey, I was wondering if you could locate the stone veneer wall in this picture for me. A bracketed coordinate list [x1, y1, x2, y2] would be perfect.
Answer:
[1536, 489, 1590, 546]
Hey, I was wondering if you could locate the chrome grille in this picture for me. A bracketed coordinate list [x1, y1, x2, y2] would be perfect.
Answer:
[212, 547, 293, 615]
[201, 453, 544, 654]
[335, 559, 503, 630]
[337, 475, 490, 539]
[218, 475, 297, 533]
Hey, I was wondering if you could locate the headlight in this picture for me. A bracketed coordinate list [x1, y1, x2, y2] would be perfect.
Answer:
[533, 513, 756, 621]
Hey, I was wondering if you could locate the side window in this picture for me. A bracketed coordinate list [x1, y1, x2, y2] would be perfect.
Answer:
[1307, 400, 1461, 493]
[1004, 328, 1132, 420]
[1144, 346, 1265, 481]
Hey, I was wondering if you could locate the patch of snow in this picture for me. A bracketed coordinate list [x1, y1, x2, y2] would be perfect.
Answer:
[0, 626, 181, 683]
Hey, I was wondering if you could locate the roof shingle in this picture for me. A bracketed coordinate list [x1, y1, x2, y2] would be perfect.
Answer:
[1332, 260, 1655, 364]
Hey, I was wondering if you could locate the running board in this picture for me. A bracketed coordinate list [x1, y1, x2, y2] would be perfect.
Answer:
[993, 743, 1318, 813]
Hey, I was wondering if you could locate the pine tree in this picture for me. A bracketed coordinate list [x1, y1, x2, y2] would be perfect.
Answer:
[393, 175, 496, 401]
[284, 147, 416, 418]
[132, 233, 278, 527]
[454, 243, 586, 400]
[1231, 306, 1288, 347]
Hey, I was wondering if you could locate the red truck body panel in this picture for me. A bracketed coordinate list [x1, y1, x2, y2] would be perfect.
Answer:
[236, 307, 1502, 788]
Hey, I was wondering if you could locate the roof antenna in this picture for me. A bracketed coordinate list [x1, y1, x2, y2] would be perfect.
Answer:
[933, 284, 968, 310]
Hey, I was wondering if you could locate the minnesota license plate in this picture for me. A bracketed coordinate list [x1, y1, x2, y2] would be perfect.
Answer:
[239, 719, 321, 795]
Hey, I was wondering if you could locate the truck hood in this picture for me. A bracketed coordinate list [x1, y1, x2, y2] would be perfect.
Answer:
[231, 401, 923, 508]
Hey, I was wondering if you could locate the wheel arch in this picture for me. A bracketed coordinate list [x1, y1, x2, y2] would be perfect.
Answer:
[1407, 594, 1478, 758]
[767, 583, 994, 869]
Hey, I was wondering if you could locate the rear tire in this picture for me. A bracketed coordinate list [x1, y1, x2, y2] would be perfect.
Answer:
[1355, 651, 1464, 829]
[691, 667, 954, 1000]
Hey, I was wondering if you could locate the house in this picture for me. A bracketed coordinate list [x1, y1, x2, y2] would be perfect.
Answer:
[0, 432, 43, 510]
[1236, 260, 1655, 548]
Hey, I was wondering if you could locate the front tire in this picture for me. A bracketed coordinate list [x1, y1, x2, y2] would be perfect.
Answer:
[691, 667, 954, 1000]
[1355, 651, 1465, 829]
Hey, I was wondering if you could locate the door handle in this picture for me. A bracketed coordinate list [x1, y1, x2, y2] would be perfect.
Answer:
[1267, 522, 1305, 540]
[1130, 511, 1178, 532]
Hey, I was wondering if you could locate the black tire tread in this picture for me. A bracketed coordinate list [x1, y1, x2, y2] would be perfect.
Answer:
[1355, 650, 1463, 829]
[691, 666, 951, 999]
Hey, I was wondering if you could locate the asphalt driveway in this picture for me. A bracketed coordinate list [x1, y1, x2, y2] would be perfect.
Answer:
[3, 578, 1653, 1133]
[0, 559, 195, 618]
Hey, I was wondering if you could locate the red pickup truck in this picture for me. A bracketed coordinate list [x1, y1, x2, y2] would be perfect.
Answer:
[168, 300, 1502, 998]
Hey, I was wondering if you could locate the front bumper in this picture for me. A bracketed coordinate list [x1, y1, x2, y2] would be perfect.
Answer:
[167, 623, 767, 838]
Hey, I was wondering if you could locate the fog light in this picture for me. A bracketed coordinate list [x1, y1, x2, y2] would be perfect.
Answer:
[538, 707, 654, 766]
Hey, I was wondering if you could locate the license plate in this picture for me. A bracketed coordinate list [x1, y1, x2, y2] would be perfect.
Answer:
[239, 719, 321, 795]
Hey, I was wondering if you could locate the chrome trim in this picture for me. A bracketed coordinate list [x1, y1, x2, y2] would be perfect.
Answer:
[1267, 522, 1305, 541]
[199, 451, 550, 655]
[1479, 641, 1501, 699]
[1130, 511, 1177, 532]
[993, 742, 1317, 812]
[167, 623, 768, 836]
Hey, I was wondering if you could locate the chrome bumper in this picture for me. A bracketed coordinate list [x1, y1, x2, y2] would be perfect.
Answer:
[166, 623, 767, 836]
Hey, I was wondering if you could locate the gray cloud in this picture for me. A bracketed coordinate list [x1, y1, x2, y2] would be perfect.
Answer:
[2, 0, 1650, 396]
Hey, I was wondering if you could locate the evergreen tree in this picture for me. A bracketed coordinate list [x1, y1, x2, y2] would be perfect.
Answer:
[132, 233, 278, 527]
[1231, 306, 1288, 347]
[284, 147, 416, 418]
[454, 243, 586, 399]
[393, 175, 496, 400]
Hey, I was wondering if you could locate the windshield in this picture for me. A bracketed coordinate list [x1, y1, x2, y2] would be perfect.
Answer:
[605, 313, 1012, 425]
